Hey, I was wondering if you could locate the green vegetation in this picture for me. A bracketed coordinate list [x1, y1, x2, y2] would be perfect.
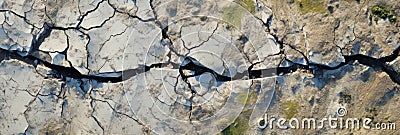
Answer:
[222, 0, 256, 28]
[282, 100, 300, 119]
[371, 5, 397, 23]
[235, 92, 258, 105]
[249, 92, 258, 104]
[222, 92, 258, 134]
[235, 92, 248, 105]
[222, 5, 244, 28]
[235, 0, 256, 13]
[296, 0, 327, 14]
[372, 5, 390, 18]
[366, 106, 379, 120]
[338, 90, 352, 104]
[221, 108, 252, 135]
[387, 14, 396, 23]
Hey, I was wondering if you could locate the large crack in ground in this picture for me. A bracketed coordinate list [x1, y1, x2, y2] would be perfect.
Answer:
[1, 42, 399, 85]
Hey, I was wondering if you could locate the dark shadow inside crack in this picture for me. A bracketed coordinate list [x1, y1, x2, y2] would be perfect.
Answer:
[2, 44, 399, 90]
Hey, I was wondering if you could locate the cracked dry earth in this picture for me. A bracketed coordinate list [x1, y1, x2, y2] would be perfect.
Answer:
[0, 0, 399, 134]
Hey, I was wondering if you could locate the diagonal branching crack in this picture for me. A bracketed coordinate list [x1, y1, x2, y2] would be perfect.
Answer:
[90, 99, 105, 134]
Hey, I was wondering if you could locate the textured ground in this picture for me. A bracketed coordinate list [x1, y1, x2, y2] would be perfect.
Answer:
[0, 0, 399, 134]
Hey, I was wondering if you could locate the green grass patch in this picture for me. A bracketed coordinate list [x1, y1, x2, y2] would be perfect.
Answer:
[222, 5, 244, 28]
[222, 0, 255, 29]
[282, 100, 300, 119]
[296, 0, 327, 14]
[372, 5, 397, 23]
[235, 92, 257, 105]
[222, 91, 258, 134]
[235, 92, 248, 105]
[235, 0, 255, 13]
[338, 90, 352, 104]
[221, 108, 252, 135]
[372, 5, 390, 18]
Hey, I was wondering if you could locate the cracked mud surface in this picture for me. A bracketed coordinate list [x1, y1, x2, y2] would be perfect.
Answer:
[0, 0, 399, 134]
